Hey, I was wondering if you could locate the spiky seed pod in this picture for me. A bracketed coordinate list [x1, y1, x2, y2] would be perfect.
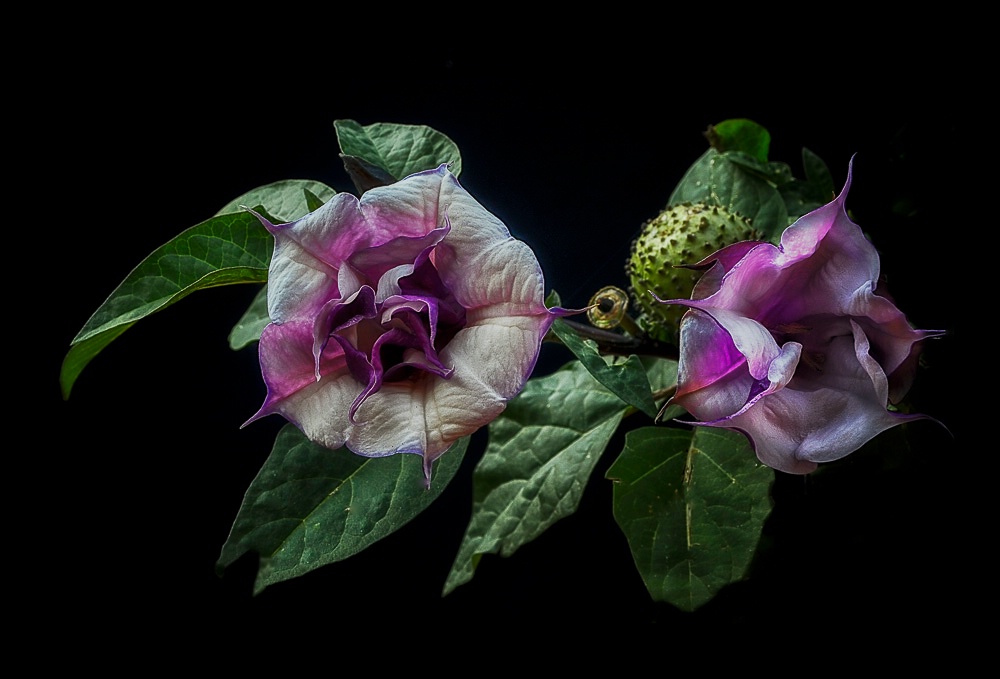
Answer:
[626, 202, 760, 344]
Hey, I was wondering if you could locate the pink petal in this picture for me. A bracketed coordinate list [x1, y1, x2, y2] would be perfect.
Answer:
[662, 158, 945, 474]
[246, 165, 563, 485]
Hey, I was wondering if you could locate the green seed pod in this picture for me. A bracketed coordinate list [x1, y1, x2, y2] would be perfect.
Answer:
[626, 202, 760, 344]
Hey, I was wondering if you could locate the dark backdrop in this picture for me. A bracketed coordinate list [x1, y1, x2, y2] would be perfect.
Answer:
[44, 51, 968, 646]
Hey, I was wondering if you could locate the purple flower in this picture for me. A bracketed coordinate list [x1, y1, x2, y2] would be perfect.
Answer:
[656, 160, 945, 474]
[244, 164, 565, 485]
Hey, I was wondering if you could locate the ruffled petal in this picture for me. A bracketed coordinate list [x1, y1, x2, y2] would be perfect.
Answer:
[671, 309, 747, 403]
[246, 164, 565, 486]
[243, 319, 351, 427]
[717, 323, 932, 473]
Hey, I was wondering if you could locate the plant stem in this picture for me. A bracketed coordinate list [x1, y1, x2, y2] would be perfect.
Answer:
[546, 319, 679, 361]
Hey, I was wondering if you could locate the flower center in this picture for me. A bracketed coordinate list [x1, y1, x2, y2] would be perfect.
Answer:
[324, 256, 467, 420]
[769, 315, 861, 376]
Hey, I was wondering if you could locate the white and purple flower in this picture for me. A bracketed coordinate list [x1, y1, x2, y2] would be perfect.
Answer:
[657, 159, 945, 474]
[244, 164, 566, 485]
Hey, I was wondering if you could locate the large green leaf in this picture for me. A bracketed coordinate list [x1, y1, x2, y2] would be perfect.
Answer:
[442, 360, 628, 595]
[549, 318, 658, 418]
[214, 179, 336, 221]
[606, 426, 773, 611]
[218, 424, 469, 594]
[60, 209, 275, 399]
[220, 180, 337, 350]
[668, 148, 789, 243]
[62, 180, 336, 396]
[334, 120, 463, 180]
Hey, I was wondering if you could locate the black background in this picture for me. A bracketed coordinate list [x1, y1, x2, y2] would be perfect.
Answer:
[40, 43, 972, 649]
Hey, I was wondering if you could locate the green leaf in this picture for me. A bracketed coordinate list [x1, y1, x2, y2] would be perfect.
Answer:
[801, 147, 835, 197]
[442, 360, 628, 595]
[229, 284, 269, 350]
[303, 188, 326, 214]
[549, 318, 658, 418]
[219, 181, 334, 350]
[669, 148, 789, 243]
[334, 120, 463, 180]
[725, 154, 795, 188]
[340, 154, 397, 193]
[217, 424, 469, 594]
[214, 179, 336, 221]
[641, 355, 677, 393]
[60, 209, 275, 399]
[640, 355, 686, 422]
[606, 426, 773, 611]
[698, 121, 838, 228]
[706, 118, 771, 162]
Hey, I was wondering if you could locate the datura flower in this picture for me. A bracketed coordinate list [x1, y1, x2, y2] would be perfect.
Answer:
[656, 159, 945, 474]
[244, 164, 566, 486]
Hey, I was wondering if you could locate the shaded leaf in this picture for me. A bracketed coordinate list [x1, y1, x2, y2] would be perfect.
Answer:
[303, 188, 326, 214]
[802, 147, 835, 198]
[334, 119, 463, 180]
[640, 355, 678, 394]
[550, 318, 658, 418]
[340, 154, 397, 193]
[606, 426, 773, 611]
[214, 179, 336, 221]
[777, 147, 837, 220]
[60, 209, 275, 399]
[229, 284, 269, 350]
[218, 424, 468, 594]
[443, 360, 628, 595]
[641, 355, 686, 422]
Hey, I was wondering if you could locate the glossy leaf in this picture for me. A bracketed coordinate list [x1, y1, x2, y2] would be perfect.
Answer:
[550, 318, 658, 418]
[443, 359, 628, 595]
[606, 426, 773, 611]
[60, 209, 276, 399]
[218, 424, 469, 594]
[334, 119, 463, 180]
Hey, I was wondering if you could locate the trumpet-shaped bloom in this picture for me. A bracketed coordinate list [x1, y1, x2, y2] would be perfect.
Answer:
[657, 159, 944, 474]
[245, 164, 566, 485]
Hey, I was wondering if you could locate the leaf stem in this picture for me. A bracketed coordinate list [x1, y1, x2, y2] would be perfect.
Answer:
[546, 319, 679, 361]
